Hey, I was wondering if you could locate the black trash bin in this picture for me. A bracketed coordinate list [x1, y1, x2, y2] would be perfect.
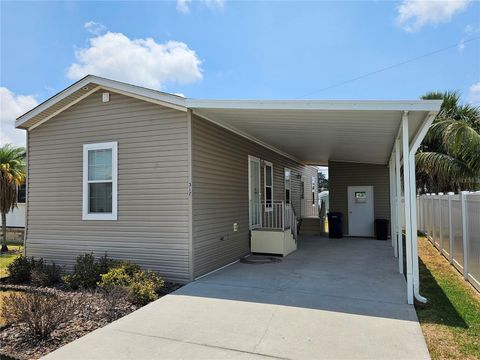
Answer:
[328, 212, 343, 238]
[375, 219, 389, 240]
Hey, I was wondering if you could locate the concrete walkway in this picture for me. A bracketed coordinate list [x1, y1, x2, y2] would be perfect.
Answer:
[43, 236, 430, 360]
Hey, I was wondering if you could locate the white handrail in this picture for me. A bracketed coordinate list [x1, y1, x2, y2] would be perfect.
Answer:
[260, 200, 298, 239]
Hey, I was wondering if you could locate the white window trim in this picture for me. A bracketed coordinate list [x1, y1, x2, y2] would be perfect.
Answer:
[82, 141, 118, 221]
[264, 161, 273, 212]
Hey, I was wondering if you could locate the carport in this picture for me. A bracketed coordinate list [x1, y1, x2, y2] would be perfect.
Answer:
[188, 99, 442, 304]
[43, 234, 431, 360]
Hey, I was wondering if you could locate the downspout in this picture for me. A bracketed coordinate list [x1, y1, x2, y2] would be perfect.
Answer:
[408, 112, 437, 304]
[409, 153, 427, 303]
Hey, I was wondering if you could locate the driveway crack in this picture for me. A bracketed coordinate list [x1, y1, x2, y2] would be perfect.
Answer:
[253, 309, 276, 352]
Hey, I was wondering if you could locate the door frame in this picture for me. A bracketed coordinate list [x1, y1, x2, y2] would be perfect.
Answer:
[248, 156, 261, 229]
[347, 185, 374, 236]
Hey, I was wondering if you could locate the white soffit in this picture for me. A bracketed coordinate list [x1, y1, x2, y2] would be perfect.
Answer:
[191, 106, 438, 165]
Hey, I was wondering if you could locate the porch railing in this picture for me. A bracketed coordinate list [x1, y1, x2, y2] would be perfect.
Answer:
[260, 200, 298, 238]
[302, 202, 320, 218]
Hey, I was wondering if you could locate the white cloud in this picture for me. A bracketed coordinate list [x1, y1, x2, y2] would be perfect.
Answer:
[202, 0, 225, 10]
[468, 82, 480, 105]
[0, 87, 38, 147]
[84, 21, 107, 35]
[176, 0, 191, 13]
[67, 32, 203, 89]
[176, 0, 224, 13]
[458, 39, 465, 52]
[397, 0, 470, 32]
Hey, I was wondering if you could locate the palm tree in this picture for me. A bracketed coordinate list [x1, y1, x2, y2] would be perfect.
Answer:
[0, 144, 26, 253]
[416, 91, 480, 193]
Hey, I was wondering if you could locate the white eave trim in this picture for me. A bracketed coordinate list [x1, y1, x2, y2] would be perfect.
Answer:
[186, 99, 443, 112]
[16, 75, 188, 129]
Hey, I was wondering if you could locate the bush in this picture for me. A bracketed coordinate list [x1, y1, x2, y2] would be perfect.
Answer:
[98, 262, 164, 305]
[8, 256, 63, 286]
[63, 253, 115, 290]
[31, 262, 63, 287]
[1, 291, 80, 339]
[7, 256, 33, 283]
[100, 285, 131, 321]
[129, 271, 164, 306]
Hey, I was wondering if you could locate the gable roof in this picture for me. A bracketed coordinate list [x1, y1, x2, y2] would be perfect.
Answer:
[16, 75, 442, 165]
[15, 75, 187, 129]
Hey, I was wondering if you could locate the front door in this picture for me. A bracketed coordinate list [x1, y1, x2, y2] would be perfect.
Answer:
[248, 156, 261, 229]
[347, 186, 374, 236]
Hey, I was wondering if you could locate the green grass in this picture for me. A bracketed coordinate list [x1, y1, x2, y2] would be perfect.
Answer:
[416, 237, 480, 360]
[0, 243, 23, 279]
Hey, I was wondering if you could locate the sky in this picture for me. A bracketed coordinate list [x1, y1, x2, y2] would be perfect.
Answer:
[1, 0, 479, 148]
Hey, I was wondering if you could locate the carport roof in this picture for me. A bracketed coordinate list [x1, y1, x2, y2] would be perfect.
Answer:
[16, 75, 442, 165]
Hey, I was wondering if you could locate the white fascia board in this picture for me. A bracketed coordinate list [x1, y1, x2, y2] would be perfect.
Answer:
[16, 75, 187, 129]
[186, 99, 443, 112]
[16, 76, 93, 128]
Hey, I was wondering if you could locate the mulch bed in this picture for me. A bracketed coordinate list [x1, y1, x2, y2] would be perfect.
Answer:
[0, 282, 182, 360]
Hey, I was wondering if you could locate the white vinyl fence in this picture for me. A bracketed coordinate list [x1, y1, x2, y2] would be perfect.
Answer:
[417, 192, 480, 292]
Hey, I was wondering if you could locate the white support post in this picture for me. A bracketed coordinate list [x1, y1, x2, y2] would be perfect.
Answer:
[461, 191, 469, 280]
[395, 139, 403, 274]
[389, 156, 398, 257]
[402, 112, 414, 305]
[448, 192, 454, 264]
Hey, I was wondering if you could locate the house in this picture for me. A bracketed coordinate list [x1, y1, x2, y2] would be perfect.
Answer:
[15, 75, 442, 304]
[0, 183, 26, 228]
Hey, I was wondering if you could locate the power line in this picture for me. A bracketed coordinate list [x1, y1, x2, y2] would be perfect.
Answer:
[297, 36, 480, 99]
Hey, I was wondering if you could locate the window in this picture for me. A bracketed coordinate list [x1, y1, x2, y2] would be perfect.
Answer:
[284, 168, 291, 205]
[264, 161, 273, 211]
[17, 183, 26, 203]
[83, 142, 118, 220]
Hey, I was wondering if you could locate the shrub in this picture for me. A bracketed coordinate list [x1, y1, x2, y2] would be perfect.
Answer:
[1, 291, 80, 339]
[129, 271, 164, 306]
[100, 285, 131, 321]
[98, 253, 118, 275]
[63, 253, 115, 290]
[98, 262, 164, 305]
[8, 256, 63, 286]
[7, 256, 33, 283]
[31, 262, 63, 287]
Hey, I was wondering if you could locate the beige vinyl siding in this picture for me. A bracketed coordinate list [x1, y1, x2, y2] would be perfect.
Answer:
[191, 115, 317, 277]
[26, 90, 191, 283]
[328, 161, 390, 235]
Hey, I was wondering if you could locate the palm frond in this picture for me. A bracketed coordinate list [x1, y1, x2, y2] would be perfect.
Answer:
[415, 152, 476, 191]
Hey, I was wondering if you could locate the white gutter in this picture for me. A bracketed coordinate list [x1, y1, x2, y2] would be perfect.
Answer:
[186, 99, 443, 112]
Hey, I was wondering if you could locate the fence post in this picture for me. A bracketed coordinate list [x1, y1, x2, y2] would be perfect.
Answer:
[448, 192, 454, 264]
[461, 191, 469, 280]
[418, 195, 422, 232]
[438, 193, 443, 251]
[431, 193, 436, 244]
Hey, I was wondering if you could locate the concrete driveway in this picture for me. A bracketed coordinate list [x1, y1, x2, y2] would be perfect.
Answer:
[43, 236, 430, 360]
